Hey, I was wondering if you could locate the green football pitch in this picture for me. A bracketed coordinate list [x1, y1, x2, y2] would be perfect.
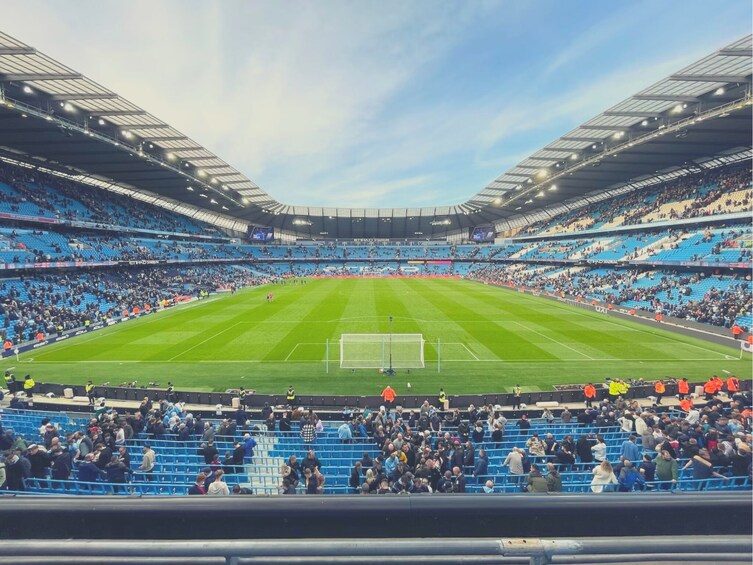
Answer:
[2, 278, 749, 395]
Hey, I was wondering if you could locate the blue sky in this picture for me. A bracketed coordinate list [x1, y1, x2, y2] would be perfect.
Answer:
[2, 1, 751, 208]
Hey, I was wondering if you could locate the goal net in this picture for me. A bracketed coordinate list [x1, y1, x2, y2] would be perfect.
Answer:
[340, 334, 425, 369]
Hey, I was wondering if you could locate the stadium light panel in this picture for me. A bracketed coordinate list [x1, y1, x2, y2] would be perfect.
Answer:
[199, 193, 207, 198]
[641, 120, 649, 126]
[197, 170, 206, 177]
[570, 153, 578, 160]
[166, 152, 176, 161]
[98, 118, 105, 126]
[524, 199, 533, 204]
[714, 87, 725, 95]
[22, 85, 32, 94]
[186, 186, 194, 191]
[210, 198, 217, 204]
[122, 130, 132, 139]
[493, 197, 502, 205]
[535, 191, 544, 198]
[672, 104, 683, 113]
[63, 103, 74, 112]
[549, 184, 557, 191]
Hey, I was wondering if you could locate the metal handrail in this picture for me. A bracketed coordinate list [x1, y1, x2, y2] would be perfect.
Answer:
[0, 536, 750, 565]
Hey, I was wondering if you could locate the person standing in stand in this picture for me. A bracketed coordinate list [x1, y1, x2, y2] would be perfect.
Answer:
[512, 385, 522, 411]
[85, 381, 96, 406]
[654, 380, 666, 405]
[380, 385, 396, 413]
[677, 378, 690, 400]
[583, 383, 596, 408]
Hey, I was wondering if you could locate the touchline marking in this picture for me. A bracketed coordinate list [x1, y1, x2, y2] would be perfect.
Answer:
[29, 294, 230, 361]
[512, 320, 595, 360]
[504, 288, 735, 361]
[167, 321, 245, 361]
[20, 357, 735, 364]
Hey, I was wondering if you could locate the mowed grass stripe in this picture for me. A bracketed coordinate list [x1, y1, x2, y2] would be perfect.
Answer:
[262, 279, 350, 361]
[483, 283, 734, 360]
[411, 278, 555, 361]
[454, 282, 618, 360]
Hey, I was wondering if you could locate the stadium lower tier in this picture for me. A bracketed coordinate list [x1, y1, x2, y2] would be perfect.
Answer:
[1, 406, 750, 496]
[0, 261, 749, 344]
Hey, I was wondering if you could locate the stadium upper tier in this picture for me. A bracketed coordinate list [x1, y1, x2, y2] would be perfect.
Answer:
[0, 32, 750, 239]
[0, 160, 748, 266]
[0, 162, 221, 238]
[521, 164, 751, 237]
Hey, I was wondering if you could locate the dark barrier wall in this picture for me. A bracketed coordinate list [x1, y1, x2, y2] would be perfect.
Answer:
[32, 380, 729, 412]
[0, 493, 749, 540]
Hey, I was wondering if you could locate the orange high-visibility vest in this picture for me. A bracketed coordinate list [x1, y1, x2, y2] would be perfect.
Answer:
[678, 380, 689, 394]
[703, 380, 716, 394]
[727, 377, 739, 393]
[3, 340, 11, 350]
[654, 381, 665, 394]
[712, 378, 724, 392]
[36, 332, 44, 342]
[732, 325, 743, 336]
[679, 398, 693, 412]
[584, 385, 596, 398]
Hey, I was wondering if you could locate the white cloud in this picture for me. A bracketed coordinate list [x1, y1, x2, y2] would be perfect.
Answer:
[0, 1, 750, 210]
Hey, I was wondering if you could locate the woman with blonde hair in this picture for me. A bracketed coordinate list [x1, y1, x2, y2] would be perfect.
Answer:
[364, 468, 377, 492]
[207, 469, 229, 496]
[590, 460, 618, 493]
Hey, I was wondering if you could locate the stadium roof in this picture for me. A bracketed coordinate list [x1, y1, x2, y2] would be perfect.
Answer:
[0, 32, 750, 239]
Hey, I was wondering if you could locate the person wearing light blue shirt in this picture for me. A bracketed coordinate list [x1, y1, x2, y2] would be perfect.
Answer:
[338, 423, 352, 442]
[620, 435, 642, 462]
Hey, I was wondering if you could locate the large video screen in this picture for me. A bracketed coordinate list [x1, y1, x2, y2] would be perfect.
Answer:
[470, 226, 495, 242]
[249, 226, 274, 242]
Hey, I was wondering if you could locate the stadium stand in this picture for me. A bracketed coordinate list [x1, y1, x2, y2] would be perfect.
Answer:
[1, 388, 750, 497]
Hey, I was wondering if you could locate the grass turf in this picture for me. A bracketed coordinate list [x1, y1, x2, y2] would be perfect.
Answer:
[2, 278, 749, 395]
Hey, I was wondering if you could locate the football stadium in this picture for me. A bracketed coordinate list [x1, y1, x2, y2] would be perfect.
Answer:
[0, 3, 751, 563]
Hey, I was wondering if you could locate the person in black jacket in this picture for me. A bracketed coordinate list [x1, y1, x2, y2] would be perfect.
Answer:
[303, 468, 318, 494]
[453, 467, 466, 493]
[576, 434, 595, 470]
[232, 442, 245, 473]
[105, 455, 132, 493]
[302, 450, 321, 473]
[279, 412, 291, 433]
[349, 461, 363, 492]
[4, 452, 28, 491]
[27, 444, 51, 479]
[51, 448, 72, 480]
[202, 441, 219, 465]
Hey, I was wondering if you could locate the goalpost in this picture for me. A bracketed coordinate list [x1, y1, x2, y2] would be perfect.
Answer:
[340, 333, 425, 369]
